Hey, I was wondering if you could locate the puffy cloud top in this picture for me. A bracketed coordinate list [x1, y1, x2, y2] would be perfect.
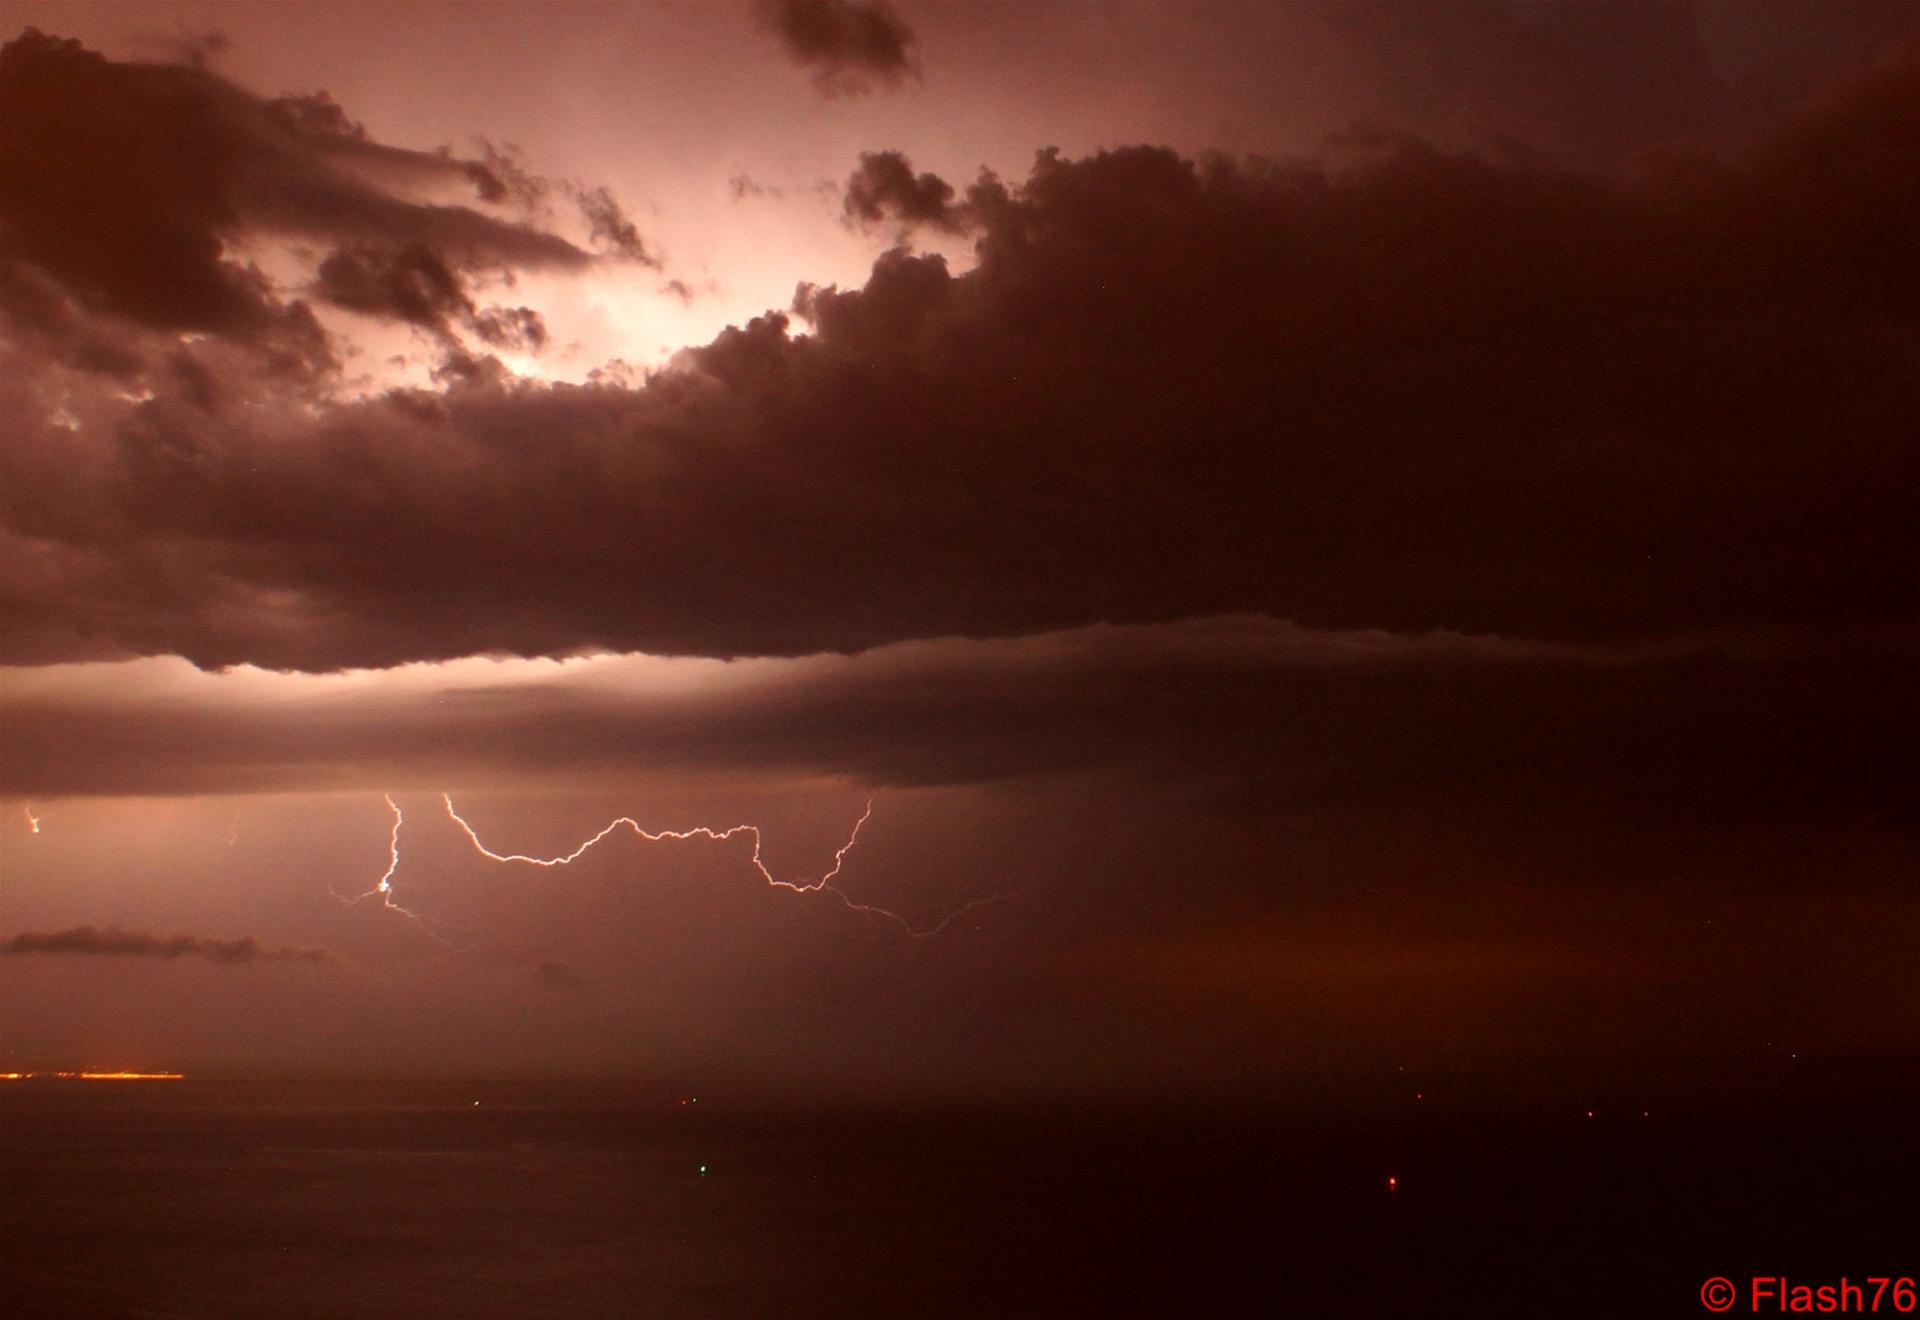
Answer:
[2, 34, 1918, 673]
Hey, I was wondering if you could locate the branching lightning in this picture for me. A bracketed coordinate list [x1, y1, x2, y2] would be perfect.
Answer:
[350, 792, 1001, 941]
[333, 796, 464, 945]
[442, 793, 1001, 937]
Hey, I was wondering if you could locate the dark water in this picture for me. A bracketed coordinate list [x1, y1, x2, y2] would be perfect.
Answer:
[2, 1081, 1914, 1318]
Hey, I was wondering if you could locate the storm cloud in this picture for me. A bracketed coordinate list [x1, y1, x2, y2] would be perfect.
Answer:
[3, 5, 1918, 1115]
[4, 42, 1918, 672]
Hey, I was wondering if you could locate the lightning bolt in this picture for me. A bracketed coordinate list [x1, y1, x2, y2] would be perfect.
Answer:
[375, 793, 402, 896]
[333, 796, 465, 945]
[354, 792, 1003, 940]
[23, 806, 41, 835]
[442, 793, 1001, 937]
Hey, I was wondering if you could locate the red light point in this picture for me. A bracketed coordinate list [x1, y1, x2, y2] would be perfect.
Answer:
[1387, 1176, 1398, 1190]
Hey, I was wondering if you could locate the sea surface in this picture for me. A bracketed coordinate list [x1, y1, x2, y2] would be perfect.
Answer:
[2, 1078, 1914, 1317]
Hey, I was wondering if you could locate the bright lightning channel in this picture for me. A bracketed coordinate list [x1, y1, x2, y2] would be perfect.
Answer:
[356, 793, 1001, 939]
[335, 796, 463, 945]
[375, 794, 402, 895]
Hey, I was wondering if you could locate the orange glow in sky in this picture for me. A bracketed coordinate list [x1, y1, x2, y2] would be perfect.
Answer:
[0, 1071, 186, 1081]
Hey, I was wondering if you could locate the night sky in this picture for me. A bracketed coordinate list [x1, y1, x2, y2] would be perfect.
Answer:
[3, 0, 1917, 1107]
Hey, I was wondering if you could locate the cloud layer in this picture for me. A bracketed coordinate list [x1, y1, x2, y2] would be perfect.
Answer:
[0, 28, 641, 386]
[3, 925, 334, 965]
[4, 10, 1918, 1101]
[5, 618, 1912, 834]
[6, 39, 1920, 672]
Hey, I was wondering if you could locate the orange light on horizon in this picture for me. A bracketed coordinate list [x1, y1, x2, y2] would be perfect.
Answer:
[0, 1071, 185, 1081]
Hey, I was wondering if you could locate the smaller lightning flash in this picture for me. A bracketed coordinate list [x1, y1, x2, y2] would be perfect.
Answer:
[24, 806, 43, 835]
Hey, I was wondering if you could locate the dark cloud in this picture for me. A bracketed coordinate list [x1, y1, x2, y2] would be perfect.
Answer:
[569, 184, 654, 264]
[0, 29, 628, 378]
[460, 141, 550, 210]
[2, 925, 334, 965]
[314, 243, 474, 341]
[469, 305, 548, 354]
[313, 242, 547, 351]
[756, 0, 919, 97]
[3, 41, 1917, 673]
[841, 150, 971, 232]
[3, 621, 1913, 838]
